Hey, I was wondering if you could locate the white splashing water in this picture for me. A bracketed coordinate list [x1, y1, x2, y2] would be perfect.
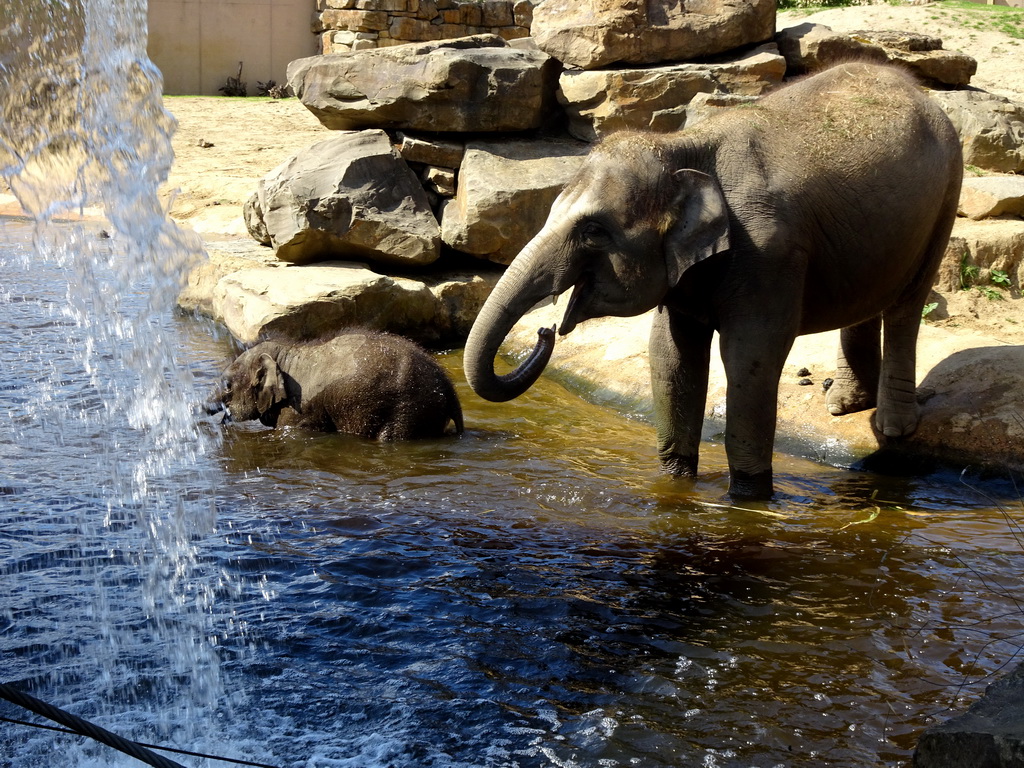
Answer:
[1, 0, 229, 753]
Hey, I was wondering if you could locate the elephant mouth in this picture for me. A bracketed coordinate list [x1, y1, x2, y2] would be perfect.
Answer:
[558, 276, 591, 336]
[202, 399, 230, 423]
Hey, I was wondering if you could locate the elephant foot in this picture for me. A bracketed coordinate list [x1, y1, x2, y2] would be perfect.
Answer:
[660, 452, 698, 477]
[875, 403, 920, 439]
[728, 469, 773, 501]
[825, 378, 876, 416]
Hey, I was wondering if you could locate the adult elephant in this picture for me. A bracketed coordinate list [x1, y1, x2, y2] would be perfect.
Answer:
[463, 62, 963, 499]
[208, 331, 463, 440]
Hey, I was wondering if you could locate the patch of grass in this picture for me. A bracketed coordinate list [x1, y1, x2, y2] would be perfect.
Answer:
[960, 256, 1013, 301]
[934, 1, 1024, 40]
[960, 252, 981, 291]
[777, 0, 878, 10]
[979, 285, 1005, 301]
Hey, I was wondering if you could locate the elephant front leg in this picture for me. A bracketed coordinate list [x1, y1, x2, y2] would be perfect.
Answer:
[719, 326, 795, 499]
[649, 308, 713, 477]
[826, 316, 881, 416]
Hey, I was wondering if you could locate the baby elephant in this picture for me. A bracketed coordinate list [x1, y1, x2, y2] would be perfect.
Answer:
[208, 331, 463, 440]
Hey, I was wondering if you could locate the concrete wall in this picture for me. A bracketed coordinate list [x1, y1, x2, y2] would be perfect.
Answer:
[148, 0, 319, 95]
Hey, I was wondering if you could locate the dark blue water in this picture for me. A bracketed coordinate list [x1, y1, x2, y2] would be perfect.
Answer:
[2, 219, 1023, 767]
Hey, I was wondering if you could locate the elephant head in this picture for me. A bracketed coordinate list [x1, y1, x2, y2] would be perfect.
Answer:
[464, 132, 731, 402]
[207, 344, 288, 424]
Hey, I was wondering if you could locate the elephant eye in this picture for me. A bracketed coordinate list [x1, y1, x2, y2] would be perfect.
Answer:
[579, 219, 610, 247]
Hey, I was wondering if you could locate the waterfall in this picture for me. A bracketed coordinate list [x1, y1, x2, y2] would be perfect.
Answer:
[1, 0, 230, 759]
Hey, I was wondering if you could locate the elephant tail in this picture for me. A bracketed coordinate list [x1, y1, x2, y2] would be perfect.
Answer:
[450, 396, 465, 436]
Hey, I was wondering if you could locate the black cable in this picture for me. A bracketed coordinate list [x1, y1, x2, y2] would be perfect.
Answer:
[0, 684, 282, 768]
[0, 715, 283, 768]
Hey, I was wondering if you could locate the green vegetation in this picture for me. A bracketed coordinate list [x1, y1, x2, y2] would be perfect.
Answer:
[991, 268, 1012, 287]
[934, 1, 1024, 40]
[959, 254, 1014, 301]
[777, 0, 875, 9]
[921, 301, 939, 321]
[779, 0, 1024, 41]
[959, 252, 981, 290]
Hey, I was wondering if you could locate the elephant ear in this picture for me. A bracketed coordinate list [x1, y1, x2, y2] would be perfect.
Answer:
[254, 353, 287, 414]
[664, 169, 731, 287]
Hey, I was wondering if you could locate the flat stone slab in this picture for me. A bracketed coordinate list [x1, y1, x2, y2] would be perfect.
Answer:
[775, 23, 977, 87]
[531, 0, 776, 70]
[959, 175, 1024, 220]
[287, 34, 559, 133]
[178, 241, 499, 347]
[558, 45, 786, 141]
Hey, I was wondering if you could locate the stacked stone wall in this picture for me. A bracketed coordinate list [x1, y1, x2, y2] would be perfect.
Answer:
[314, 0, 533, 54]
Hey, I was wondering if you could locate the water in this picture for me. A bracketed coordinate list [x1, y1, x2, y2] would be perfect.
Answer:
[2, 220, 1023, 767]
[2, 1, 1023, 764]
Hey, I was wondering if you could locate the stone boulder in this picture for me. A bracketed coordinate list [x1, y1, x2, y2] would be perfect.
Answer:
[775, 24, 977, 87]
[959, 175, 1024, 221]
[531, 0, 776, 71]
[178, 241, 499, 346]
[913, 663, 1024, 768]
[936, 218, 1024, 294]
[251, 130, 441, 268]
[440, 138, 589, 265]
[907, 345, 1024, 476]
[930, 90, 1024, 174]
[243, 191, 271, 246]
[558, 45, 786, 142]
[287, 35, 559, 133]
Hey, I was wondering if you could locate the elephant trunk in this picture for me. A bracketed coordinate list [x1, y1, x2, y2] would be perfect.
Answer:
[464, 238, 562, 402]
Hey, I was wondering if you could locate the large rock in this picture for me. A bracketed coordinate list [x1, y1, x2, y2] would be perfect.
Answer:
[776, 24, 976, 87]
[178, 242, 499, 346]
[440, 139, 589, 264]
[937, 218, 1024, 294]
[959, 175, 1024, 220]
[253, 130, 440, 268]
[913, 663, 1024, 768]
[531, 0, 776, 71]
[932, 89, 1024, 174]
[558, 45, 786, 142]
[908, 345, 1024, 476]
[287, 35, 559, 133]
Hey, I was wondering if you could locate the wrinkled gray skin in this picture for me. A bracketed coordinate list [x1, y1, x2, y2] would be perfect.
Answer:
[209, 331, 463, 440]
[464, 63, 963, 499]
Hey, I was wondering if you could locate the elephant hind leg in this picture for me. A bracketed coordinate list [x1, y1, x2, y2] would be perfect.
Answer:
[826, 316, 881, 416]
[874, 202, 955, 438]
[875, 303, 924, 438]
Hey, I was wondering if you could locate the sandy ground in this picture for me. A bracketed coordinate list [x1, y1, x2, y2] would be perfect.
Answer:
[161, 96, 331, 238]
